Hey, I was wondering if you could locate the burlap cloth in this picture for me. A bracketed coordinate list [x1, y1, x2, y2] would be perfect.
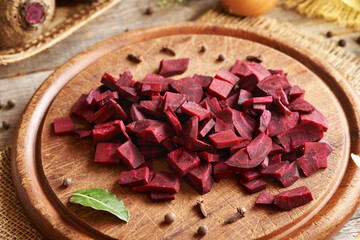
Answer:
[1, 5, 359, 240]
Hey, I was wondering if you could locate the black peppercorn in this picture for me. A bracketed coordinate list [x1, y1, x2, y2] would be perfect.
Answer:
[338, 39, 346, 47]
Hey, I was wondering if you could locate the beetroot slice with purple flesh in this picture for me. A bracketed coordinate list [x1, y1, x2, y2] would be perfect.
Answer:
[71, 94, 95, 120]
[180, 102, 211, 121]
[276, 161, 300, 187]
[164, 107, 182, 136]
[274, 186, 313, 210]
[167, 147, 200, 176]
[193, 74, 212, 89]
[256, 191, 275, 205]
[183, 116, 199, 139]
[87, 105, 113, 124]
[92, 125, 124, 145]
[261, 161, 289, 178]
[74, 129, 92, 138]
[300, 109, 328, 132]
[106, 99, 127, 120]
[170, 77, 203, 103]
[215, 67, 239, 85]
[198, 152, 221, 163]
[142, 73, 174, 92]
[209, 130, 240, 149]
[246, 132, 272, 160]
[232, 110, 256, 140]
[132, 172, 180, 193]
[206, 78, 234, 100]
[198, 118, 216, 138]
[94, 143, 122, 164]
[213, 161, 236, 180]
[54, 116, 75, 136]
[259, 109, 271, 133]
[158, 58, 189, 77]
[239, 177, 267, 194]
[288, 97, 315, 113]
[160, 92, 187, 112]
[226, 147, 269, 170]
[117, 70, 135, 87]
[150, 191, 175, 202]
[140, 99, 162, 119]
[185, 162, 213, 195]
[266, 111, 299, 137]
[277, 122, 324, 151]
[116, 140, 145, 169]
[119, 167, 150, 187]
[238, 169, 261, 181]
[297, 142, 327, 177]
[289, 85, 305, 99]
[231, 60, 252, 77]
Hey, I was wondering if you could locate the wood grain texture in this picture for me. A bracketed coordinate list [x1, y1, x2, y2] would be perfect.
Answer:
[11, 22, 360, 240]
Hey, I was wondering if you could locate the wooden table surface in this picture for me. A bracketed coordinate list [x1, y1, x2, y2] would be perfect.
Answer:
[0, 0, 359, 239]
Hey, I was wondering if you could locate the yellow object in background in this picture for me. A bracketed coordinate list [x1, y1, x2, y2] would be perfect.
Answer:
[221, 0, 278, 17]
[342, 0, 360, 11]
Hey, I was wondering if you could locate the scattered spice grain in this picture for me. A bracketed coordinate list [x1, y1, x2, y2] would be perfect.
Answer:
[326, 31, 333, 38]
[127, 54, 143, 63]
[161, 46, 176, 56]
[217, 54, 226, 62]
[246, 55, 263, 63]
[197, 225, 208, 236]
[196, 199, 208, 218]
[199, 45, 208, 53]
[224, 207, 246, 224]
[2, 121, 10, 130]
[62, 178, 71, 187]
[338, 39, 346, 47]
[356, 36, 360, 45]
[0, 101, 3, 109]
[7, 99, 15, 109]
[164, 212, 176, 223]
[144, 7, 154, 15]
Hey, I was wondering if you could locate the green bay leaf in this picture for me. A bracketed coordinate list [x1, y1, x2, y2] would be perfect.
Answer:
[70, 188, 129, 222]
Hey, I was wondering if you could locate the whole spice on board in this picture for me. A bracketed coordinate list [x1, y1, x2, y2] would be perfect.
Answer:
[224, 207, 246, 224]
[164, 212, 176, 223]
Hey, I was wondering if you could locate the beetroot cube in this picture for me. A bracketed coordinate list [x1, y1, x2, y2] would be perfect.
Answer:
[238, 169, 261, 181]
[231, 60, 252, 77]
[54, 116, 75, 136]
[170, 77, 204, 103]
[300, 109, 328, 132]
[198, 118, 215, 138]
[266, 111, 299, 137]
[167, 147, 200, 176]
[141, 82, 162, 93]
[130, 103, 148, 121]
[246, 62, 271, 82]
[183, 116, 199, 139]
[185, 138, 213, 152]
[215, 67, 239, 85]
[289, 85, 305, 99]
[226, 148, 266, 170]
[297, 142, 327, 176]
[94, 120, 122, 129]
[106, 99, 127, 120]
[229, 139, 251, 155]
[193, 74, 212, 89]
[161, 138, 176, 152]
[258, 109, 271, 133]
[117, 70, 134, 87]
[94, 90, 118, 108]
[269, 154, 282, 165]
[142, 73, 174, 92]
[198, 152, 221, 163]
[71, 94, 95, 120]
[276, 161, 299, 187]
[242, 96, 273, 108]
[94, 143, 122, 164]
[150, 191, 175, 202]
[160, 92, 187, 112]
[87, 105, 113, 124]
[132, 172, 180, 193]
[213, 161, 236, 179]
[257, 74, 291, 94]
[232, 110, 256, 140]
[180, 102, 211, 121]
[246, 132, 272, 160]
[255, 191, 275, 205]
[119, 167, 150, 187]
[277, 122, 323, 151]
[86, 88, 101, 107]
[274, 186, 313, 210]
[117, 86, 139, 102]
[138, 121, 174, 143]
[216, 107, 234, 131]
[288, 97, 315, 113]
[164, 107, 182, 136]
[209, 130, 240, 149]
[140, 99, 162, 119]
[116, 140, 145, 169]
[261, 161, 289, 178]
[204, 97, 221, 115]
[206, 78, 234, 100]
[138, 143, 165, 159]
[74, 129, 92, 138]
[92, 125, 121, 145]
[238, 89, 253, 106]
[159, 58, 189, 77]
[101, 73, 118, 91]
[239, 177, 267, 194]
[269, 143, 287, 155]
[185, 162, 213, 194]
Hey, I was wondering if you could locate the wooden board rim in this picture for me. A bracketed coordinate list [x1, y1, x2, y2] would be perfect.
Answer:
[11, 22, 360, 240]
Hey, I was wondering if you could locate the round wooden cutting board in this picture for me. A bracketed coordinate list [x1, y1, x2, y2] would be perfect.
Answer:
[12, 22, 360, 240]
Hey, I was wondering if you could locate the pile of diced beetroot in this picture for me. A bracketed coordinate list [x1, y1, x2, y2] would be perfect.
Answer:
[54, 58, 332, 210]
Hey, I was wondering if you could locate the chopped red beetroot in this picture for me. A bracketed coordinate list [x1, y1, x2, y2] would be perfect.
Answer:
[246, 133, 272, 160]
[226, 148, 266, 170]
[94, 90, 119, 108]
[198, 152, 221, 163]
[198, 118, 216, 138]
[229, 139, 251, 155]
[193, 74, 212, 89]
[289, 85, 305, 99]
[261, 161, 289, 178]
[186, 138, 213, 152]
[71, 94, 95, 120]
[278, 122, 323, 151]
[106, 99, 127, 120]
[117, 71, 135, 87]
[119, 167, 150, 187]
[180, 102, 211, 121]
[140, 99, 162, 119]
[167, 147, 200, 176]
[183, 116, 198, 139]
[256, 191, 275, 205]
[216, 107, 234, 131]
[288, 97, 315, 113]
[101, 73, 118, 91]
[169, 77, 203, 103]
[239, 177, 267, 194]
[141, 82, 162, 94]
[150, 191, 175, 202]
[266, 111, 299, 137]
[213, 161, 236, 180]
[94, 143, 122, 164]
[238, 89, 253, 106]
[87, 105, 113, 124]
[238, 169, 261, 181]
[246, 62, 271, 82]
[242, 96, 273, 108]
[86, 88, 101, 107]
[206, 78, 234, 100]
[215, 67, 239, 85]
[164, 107, 182, 136]
[297, 142, 327, 176]
[142, 73, 174, 92]
[232, 110, 256, 140]
[74, 129, 92, 138]
[269, 154, 282, 165]
[185, 162, 213, 194]
[203, 97, 222, 116]
[269, 143, 287, 155]
[257, 74, 291, 95]
[132, 172, 180, 193]
[231, 60, 253, 77]
[274, 186, 313, 210]
[225, 91, 239, 109]
[258, 109, 271, 133]
[158, 58, 189, 77]
[159, 92, 187, 112]
[214, 117, 230, 133]
[209, 130, 240, 149]
[116, 140, 145, 169]
[276, 161, 299, 187]
[92, 124, 123, 145]
[54, 116, 75, 136]
[300, 109, 328, 132]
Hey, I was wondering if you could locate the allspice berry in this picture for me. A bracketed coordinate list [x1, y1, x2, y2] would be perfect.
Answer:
[62, 178, 71, 187]
[217, 54, 226, 62]
[338, 39, 346, 47]
[164, 212, 176, 223]
[197, 225, 208, 235]
[7, 99, 15, 109]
